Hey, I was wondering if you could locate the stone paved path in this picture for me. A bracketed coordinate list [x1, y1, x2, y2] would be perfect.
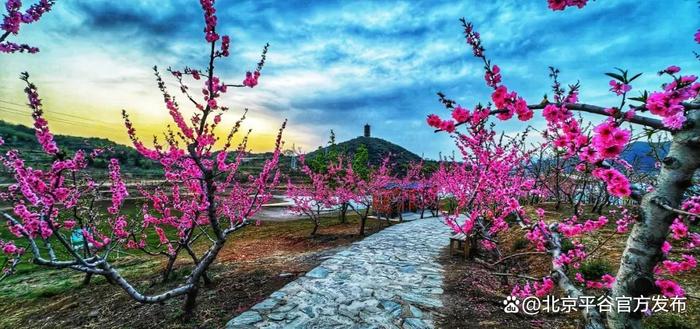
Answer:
[226, 216, 452, 329]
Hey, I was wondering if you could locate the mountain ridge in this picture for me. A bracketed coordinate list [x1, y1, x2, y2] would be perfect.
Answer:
[307, 136, 424, 168]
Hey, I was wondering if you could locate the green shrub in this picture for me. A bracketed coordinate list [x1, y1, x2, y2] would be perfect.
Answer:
[578, 259, 613, 281]
[512, 237, 529, 251]
[503, 212, 519, 225]
[442, 197, 458, 213]
[560, 238, 575, 253]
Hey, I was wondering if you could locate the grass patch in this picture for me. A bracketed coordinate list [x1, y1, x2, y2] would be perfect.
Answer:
[644, 313, 697, 329]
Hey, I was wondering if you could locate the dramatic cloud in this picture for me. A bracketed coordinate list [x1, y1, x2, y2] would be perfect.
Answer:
[0, 0, 698, 158]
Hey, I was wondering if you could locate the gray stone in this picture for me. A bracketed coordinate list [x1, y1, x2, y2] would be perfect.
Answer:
[305, 315, 354, 327]
[284, 315, 310, 329]
[409, 305, 423, 318]
[403, 317, 430, 329]
[270, 291, 287, 299]
[275, 303, 296, 313]
[268, 312, 286, 321]
[401, 292, 443, 308]
[380, 300, 401, 312]
[380, 300, 403, 318]
[429, 288, 443, 294]
[226, 311, 262, 327]
[301, 306, 316, 318]
[251, 298, 279, 311]
[285, 312, 300, 321]
[258, 323, 282, 329]
[306, 266, 330, 279]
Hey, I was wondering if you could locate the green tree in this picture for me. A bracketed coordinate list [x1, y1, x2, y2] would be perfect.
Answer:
[352, 143, 370, 180]
[309, 130, 341, 173]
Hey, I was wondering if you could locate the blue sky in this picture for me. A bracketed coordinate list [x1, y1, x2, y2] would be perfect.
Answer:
[0, 0, 698, 158]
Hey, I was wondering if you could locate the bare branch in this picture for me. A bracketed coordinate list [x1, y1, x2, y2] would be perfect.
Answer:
[651, 198, 698, 217]
[488, 251, 547, 267]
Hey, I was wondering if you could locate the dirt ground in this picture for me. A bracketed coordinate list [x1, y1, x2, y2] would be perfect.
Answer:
[436, 248, 577, 328]
[0, 215, 387, 329]
[437, 204, 700, 329]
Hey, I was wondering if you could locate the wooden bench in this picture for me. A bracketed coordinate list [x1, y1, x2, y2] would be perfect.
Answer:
[449, 233, 471, 260]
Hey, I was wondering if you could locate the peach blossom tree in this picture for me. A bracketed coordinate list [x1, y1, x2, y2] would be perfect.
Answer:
[0, 0, 284, 317]
[427, 7, 699, 328]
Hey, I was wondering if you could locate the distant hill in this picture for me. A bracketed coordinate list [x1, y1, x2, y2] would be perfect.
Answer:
[0, 120, 161, 182]
[307, 136, 423, 169]
[621, 141, 669, 172]
[0, 121, 305, 183]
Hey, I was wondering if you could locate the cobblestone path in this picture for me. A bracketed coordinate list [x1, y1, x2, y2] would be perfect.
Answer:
[227, 217, 451, 329]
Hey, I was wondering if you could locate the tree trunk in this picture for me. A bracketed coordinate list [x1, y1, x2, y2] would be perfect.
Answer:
[182, 285, 199, 321]
[359, 216, 366, 236]
[608, 111, 700, 329]
[162, 255, 177, 283]
[311, 220, 319, 236]
[358, 206, 370, 236]
[184, 245, 211, 286]
[339, 203, 348, 223]
[82, 273, 93, 286]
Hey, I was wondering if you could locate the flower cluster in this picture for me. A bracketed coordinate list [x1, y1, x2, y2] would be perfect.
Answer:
[646, 68, 699, 130]
[547, 0, 588, 11]
[526, 221, 550, 252]
[427, 20, 532, 132]
[655, 279, 685, 297]
[108, 159, 127, 215]
[591, 167, 631, 197]
[242, 71, 260, 88]
[656, 255, 697, 276]
[491, 86, 533, 121]
[669, 219, 688, 240]
[2, 0, 53, 34]
[558, 216, 608, 237]
[575, 273, 616, 289]
[1, 240, 23, 255]
[199, 0, 218, 42]
[21, 73, 58, 155]
[1, 0, 54, 53]
[122, 110, 160, 160]
[484, 64, 501, 87]
[608, 80, 631, 95]
[0, 41, 36, 53]
[203, 76, 228, 107]
[449, 105, 470, 123]
[680, 196, 700, 220]
[511, 277, 555, 298]
[614, 207, 635, 233]
[590, 120, 630, 160]
[554, 242, 587, 268]
[542, 104, 572, 124]
[461, 19, 484, 57]
[220, 35, 230, 57]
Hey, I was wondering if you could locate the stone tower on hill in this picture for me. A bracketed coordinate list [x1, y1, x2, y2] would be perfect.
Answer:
[364, 123, 371, 138]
